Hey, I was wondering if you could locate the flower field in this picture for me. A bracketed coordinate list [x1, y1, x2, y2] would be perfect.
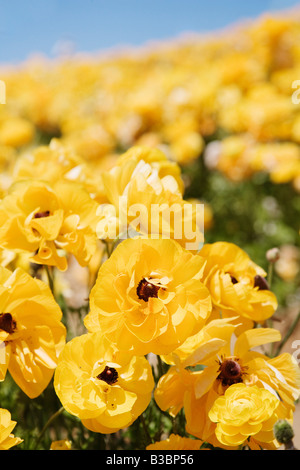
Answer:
[0, 10, 300, 451]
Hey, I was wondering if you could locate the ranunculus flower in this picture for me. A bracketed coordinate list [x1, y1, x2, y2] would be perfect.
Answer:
[115, 146, 184, 193]
[13, 138, 103, 200]
[0, 179, 99, 271]
[0, 408, 23, 450]
[50, 439, 72, 450]
[208, 383, 279, 448]
[146, 434, 203, 450]
[84, 238, 211, 355]
[199, 241, 278, 331]
[0, 266, 66, 398]
[54, 332, 154, 434]
[155, 320, 300, 448]
[96, 151, 203, 252]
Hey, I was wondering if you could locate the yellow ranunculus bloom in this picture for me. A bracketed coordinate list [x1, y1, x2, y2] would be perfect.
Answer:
[199, 242, 278, 331]
[54, 332, 154, 434]
[50, 439, 72, 450]
[155, 317, 238, 417]
[116, 146, 184, 193]
[155, 321, 300, 447]
[208, 383, 279, 448]
[13, 138, 106, 200]
[0, 266, 66, 398]
[95, 150, 203, 251]
[0, 117, 34, 148]
[146, 434, 203, 450]
[0, 408, 23, 450]
[84, 238, 212, 355]
[0, 179, 99, 271]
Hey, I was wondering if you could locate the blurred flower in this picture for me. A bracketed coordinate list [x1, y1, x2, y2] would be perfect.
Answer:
[54, 332, 154, 433]
[204, 135, 256, 182]
[187, 198, 213, 232]
[0, 180, 99, 271]
[208, 383, 279, 449]
[84, 238, 211, 355]
[275, 245, 300, 281]
[0, 408, 23, 450]
[199, 242, 278, 331]
[0, 117, 34, 148]
[0, 266, 66, 398]
[146, 434, 203, 450]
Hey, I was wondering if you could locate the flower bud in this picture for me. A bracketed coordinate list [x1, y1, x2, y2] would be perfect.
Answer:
[274, 419, 294, 444]
[266, 247, 280, 263]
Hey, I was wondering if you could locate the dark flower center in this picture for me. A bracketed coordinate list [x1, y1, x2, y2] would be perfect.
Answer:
[0, 313, 17, 334]
[97, 366, 118, 385]
[136, 278, 160, 302]
[254, 275, 270, 290]
[34, 210, 50, 219]
[217, 357, 245, 386]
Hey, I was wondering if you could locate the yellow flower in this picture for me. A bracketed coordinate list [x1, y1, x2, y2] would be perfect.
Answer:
[54, 332, 154, 434]
[14, 139, 85, 183]
[275, 245, 300, 281]
[0, 117, 34, 148]
[0, 266, 66, 398]
[0, 408, 23, 450]
[199, 242, 278, 331]
[204, 135, 256, 182]
[50, 439, 72, 450]
[169, 131, 204, 165]
[96, 148, 203, 251]
[146, 434, 203, 450]
[116, 146, 184, 193]
[155, 321, 300, 446]
[208, 383, 279, 448]
[187, 198, 213, 231]
[0, 180, 99, 271]
[155, 317, 238, 417]
[84, 238, 211, 355]
[13, 138, 106, 200]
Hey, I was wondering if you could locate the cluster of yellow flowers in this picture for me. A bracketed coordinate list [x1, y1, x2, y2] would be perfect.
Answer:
[0, 11, 299, 451]
[0, 140, 298, 450]
[0, 14, 300, 191]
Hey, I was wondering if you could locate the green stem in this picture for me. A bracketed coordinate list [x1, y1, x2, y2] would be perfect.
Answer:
[274, 311, 300, 357]
[139, 413, 153, 446]
[268, 262, 274, 289]
[34, 406, 64, 449]
[156, 355, 165, 379]
[45, 265, 55, 298]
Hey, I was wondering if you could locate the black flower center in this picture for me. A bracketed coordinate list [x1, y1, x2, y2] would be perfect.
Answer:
[97, 366, 118, 385]
[0, 313, 16, 334]
[34, 210, 50, 219]
[217, 357, 246, 386]
[136, 278, 160, 302]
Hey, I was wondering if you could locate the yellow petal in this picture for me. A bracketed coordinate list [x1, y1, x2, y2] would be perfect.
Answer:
[234, 328, 281, 358]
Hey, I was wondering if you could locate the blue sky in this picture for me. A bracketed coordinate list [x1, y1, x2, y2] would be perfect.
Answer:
[1, 0, 300, 63]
